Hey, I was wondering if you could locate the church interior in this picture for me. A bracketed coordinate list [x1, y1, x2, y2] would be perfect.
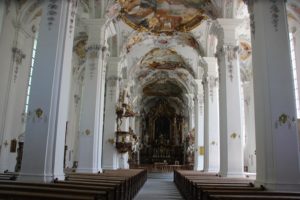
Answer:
[0, 0, 300, 199]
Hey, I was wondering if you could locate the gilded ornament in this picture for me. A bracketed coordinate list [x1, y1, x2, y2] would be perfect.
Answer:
[230, 132, 237, 139]
[275, 113, 295, 129]
[85, 129, 91, 135]
[35, 108, 43, 119]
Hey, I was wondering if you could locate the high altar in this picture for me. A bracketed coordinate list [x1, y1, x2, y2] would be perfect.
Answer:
[140, 100, 185, 165]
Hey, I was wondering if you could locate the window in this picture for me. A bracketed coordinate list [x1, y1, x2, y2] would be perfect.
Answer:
[289, 33, 300, 118]
[24, 36, 38, 114]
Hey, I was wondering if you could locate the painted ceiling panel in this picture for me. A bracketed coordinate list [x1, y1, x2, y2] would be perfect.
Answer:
[118, 0, 211, 33]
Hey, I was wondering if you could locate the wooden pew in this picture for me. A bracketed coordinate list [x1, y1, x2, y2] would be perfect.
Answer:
[0, 169, 146, 200]
[61, 178, 125, 200]
[65, 175, 129, 200]
[174, 170, 300, 200]
[0, 184, 110, 200]
[0, 173, 17, 180]
[174, 170, 256, 199]
[65, 169, 147, 200]
[0, 190, 94, 200]
[0, 180, 115, 200]
[209, 194, 300, 200]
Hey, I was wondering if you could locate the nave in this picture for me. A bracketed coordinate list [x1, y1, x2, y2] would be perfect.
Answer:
[134, 172, 184, 200]
[0, 0, 300, 198]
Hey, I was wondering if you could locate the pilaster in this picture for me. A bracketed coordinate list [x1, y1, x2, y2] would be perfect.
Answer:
[77, 18, 106, 173]
[194, 80, 204, 171]
[217, 18, 244, 177]
[242, 78, 256, 173]
[203, 57, 220, 173]
[102, 57, 121, 170]
[18, 1, 76, 182]
[248, 0, 300, 190]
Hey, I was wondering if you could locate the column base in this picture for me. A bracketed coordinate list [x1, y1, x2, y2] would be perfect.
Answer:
[18, 173, 55, 183]
[194, 156, 204, 171]
[76, 167, 100, 173]
[255, 180, 300, 192]
[102, 165, 118, 170]
[204, 167, 219, 173]
[219, 171, 245, 178]
[194, 166, 204, 171]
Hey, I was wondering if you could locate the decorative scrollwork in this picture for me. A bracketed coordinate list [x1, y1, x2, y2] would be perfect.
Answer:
[12, 47, 26, 82]
[225, 45, 239, 81]
[270, 0, 280, 32]
[275, 113, 296, 129]
[47, 0, 58, 30]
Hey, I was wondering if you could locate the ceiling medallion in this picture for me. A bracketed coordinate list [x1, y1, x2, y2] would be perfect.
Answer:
[118, 0, 211, 33]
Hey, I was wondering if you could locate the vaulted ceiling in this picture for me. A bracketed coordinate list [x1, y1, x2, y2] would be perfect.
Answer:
[73, 0, 300, 115]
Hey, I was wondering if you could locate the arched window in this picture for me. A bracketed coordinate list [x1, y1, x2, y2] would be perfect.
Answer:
[289, 32, 300, 118]
[23, 34, 38, 130]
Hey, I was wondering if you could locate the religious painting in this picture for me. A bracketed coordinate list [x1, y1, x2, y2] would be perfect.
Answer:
[155, 116, 171, 142]
[119, 0, 210, 32]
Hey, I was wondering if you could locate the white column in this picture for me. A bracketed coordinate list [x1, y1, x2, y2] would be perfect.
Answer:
[19, 1, 76, 182]
[248, 0, 300, 191]
[102, 57, 121, 170]
[188, 95, 195, 130]
[217, 18, 244, 178]
[242, 79, 256, 173]
[203, 57, 220, 173]
[119, 117, 130, 169]
[194, 80, 204, 171]
[77, 19, 106, 173]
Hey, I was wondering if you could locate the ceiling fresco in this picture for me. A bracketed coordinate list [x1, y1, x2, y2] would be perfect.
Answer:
[287, 0, 300, 24]
[137, 69, 195, 95]
[124, 31, 201, 54]
[141, 48, 185, 66]
[139, 48, 196, 77]
[143, 79, 184, 97]
[118, 0, 211, 33]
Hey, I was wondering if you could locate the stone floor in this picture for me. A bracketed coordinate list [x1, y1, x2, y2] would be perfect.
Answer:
[134, 172, 184, 200]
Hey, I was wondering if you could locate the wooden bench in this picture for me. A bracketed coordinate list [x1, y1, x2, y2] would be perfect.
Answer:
[0, 180, 115, 200]
[0, 190, 94, 200]
[65, 169, 147, 200]
[209, 194, 300, 200]
[0, 184, 110, 200]
[174, 170, 300, 200]
[0, 169, 147, 200]
[0, 173, 17, 180]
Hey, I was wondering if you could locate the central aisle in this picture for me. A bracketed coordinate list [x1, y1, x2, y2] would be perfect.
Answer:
[134, 172, 184, 200]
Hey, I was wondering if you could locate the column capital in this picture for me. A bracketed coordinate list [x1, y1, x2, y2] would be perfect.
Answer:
[203, 57, 218, 76]
[217, 18, 243, 45]
[83, 18, 106, 28]
[83, 18, 106, 44]
[107, 57, 121, 65]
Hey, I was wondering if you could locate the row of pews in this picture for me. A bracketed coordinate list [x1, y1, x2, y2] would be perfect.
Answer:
[0, 169, 147, 200]
[0, 172, 17, 181]
[174, 170, 300, 200]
